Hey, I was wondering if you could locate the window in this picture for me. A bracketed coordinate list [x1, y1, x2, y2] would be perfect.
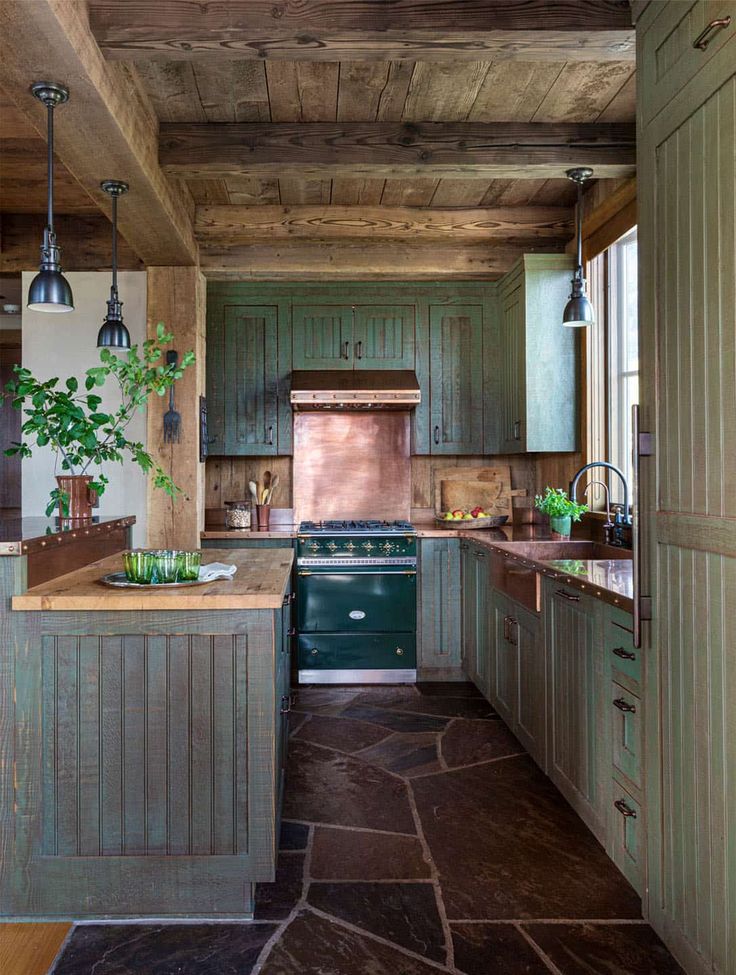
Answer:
[586, 227, 639, 509]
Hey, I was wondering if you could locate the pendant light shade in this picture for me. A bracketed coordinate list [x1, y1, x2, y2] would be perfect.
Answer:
[27, 82, 74, 314]
[97, 180, 131, 350]
[562, 167, 595, 328]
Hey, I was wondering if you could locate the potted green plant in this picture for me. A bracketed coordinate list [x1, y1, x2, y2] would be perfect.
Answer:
[534, 486, 588, 539]
[3, 323, 195, 519]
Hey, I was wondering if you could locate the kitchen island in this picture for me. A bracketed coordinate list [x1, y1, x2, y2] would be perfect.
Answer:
[1, 546, 293, 919]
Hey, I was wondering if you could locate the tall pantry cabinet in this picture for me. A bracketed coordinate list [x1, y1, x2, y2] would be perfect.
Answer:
[635, 3, 736, 974]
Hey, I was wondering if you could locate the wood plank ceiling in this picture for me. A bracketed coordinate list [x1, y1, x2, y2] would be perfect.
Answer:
[137, 57, 635, 208]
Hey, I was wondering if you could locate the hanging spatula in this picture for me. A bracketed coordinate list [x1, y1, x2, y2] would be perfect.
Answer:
[163, 350, 181, 443]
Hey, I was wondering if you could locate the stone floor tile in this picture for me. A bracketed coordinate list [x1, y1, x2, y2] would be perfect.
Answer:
[412, 755, 642, 920]
[310, 826, 431, 881]
[357, 732, 443, 777]
[451, 922, 550, 975]
[523, 922, 686, 974]
[341, 703, 450, 733]
[307, 882, 446, 962]
[385, 696, 498, 719]
[259, 909, 451, 975]
[416, 681, 483, 698]
[255, 853, 305, 920]
[293, 713, 393, 753]
[52, 923, 278, 975]
[291, 687, 361, 716]
[441, 719, 524, 768]
[279, 820, 310, 851]
[283, 740, 416, 834]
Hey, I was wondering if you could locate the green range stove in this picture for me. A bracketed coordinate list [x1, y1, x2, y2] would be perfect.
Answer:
[296, 520, 417, 684]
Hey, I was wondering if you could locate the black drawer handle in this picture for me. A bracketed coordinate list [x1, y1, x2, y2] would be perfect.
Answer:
[613, 697, 636, 713]
[693, 16, 731, 50]
[513, 419, 521, 440]
[434, 425, 441, 445]
[614, 798, 637, 819]
[612, 646, 636, 661]
[280, 694, 291, 714]
[555, 588, 580, 602]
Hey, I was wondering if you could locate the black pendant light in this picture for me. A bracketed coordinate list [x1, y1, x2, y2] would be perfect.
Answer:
[562, 167, 595, 328]
[27, 82, 74, 313]
[97, 180, 131, 349]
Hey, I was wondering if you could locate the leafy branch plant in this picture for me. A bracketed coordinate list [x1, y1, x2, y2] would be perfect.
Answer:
[4, 323, 195, 516]
[534, 486, 589, 522]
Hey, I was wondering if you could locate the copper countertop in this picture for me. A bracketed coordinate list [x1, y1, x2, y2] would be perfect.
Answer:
[0, 515, 136, 556]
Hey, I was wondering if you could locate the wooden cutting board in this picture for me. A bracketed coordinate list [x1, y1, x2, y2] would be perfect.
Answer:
[441, 480, 526, 519]
[433, 465, 526, 517]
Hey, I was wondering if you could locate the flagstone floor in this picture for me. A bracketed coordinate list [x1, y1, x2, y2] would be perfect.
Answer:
[51, 683, 683, 975]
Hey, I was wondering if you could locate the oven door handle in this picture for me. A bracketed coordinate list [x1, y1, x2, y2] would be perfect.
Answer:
[298, 569, 416, 576]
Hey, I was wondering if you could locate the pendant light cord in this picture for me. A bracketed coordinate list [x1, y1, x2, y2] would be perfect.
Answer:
[575, 178, 583, 281]
[111, 192, 118, 295]
[46, 101, 54, 235]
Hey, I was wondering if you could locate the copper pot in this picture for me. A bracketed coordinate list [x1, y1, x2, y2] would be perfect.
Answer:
[56, 475, 96, 521]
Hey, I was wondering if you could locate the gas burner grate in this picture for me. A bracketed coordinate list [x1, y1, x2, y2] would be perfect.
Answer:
[299, 519, 415, 534]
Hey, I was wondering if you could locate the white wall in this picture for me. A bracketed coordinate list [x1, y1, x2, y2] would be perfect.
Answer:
[21, 271, 147, 544]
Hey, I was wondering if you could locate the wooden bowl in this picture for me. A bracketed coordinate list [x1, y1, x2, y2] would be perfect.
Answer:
[435, 515, 509, 530]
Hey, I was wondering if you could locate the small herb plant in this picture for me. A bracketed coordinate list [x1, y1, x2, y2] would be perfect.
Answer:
[534, 487, 589, 522]
[3, 323, 195, 516]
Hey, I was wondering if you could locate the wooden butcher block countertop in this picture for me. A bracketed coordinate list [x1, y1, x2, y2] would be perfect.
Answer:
[12, 548, 294, 611]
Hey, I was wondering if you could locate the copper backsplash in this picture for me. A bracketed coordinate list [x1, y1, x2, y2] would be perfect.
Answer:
[293, 412, 411, 523]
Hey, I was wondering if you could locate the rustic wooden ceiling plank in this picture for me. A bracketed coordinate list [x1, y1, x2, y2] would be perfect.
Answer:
[337, 62, 392, 121]
[330, 177, 386, 205]
[596, 71, 637, 122]
[480, 179, 550, 206]
[266, 62, 340, 122]
[467, 61, 565, 121]
[0, 0, 197, 265]
[199, 239, 564, 281]
[278, 178, 332, 205]
[134, 61, 207, 122]
[0, 137, 100, 213]
[526, 178, 579, 206]
[195, 204, 574, 241]
[88, 0, 634, 62]
[531, 61, 634, 122]
[186, 179, 231, 205]
[192, 62, 270, 122]
[159, 120, 636, 179]
[428, 180, 490, 207]
[375, 62, 416, 121]
[0, 213, 143, 272]
[401, 62, 491, 121]
[380, 179, 440, 206]
[224, 176, 281, 205]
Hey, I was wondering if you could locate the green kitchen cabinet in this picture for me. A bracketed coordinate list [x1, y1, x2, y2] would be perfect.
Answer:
[354, 304, 416, 369]
[489, 590, 516, 727]
[429, 303, 484, 454]
[207, 286, 291, 456]
[544, 579, 607, 841]
[461, 542, 490, 696]
[292, 303, 354, 369]
[418, 537, 462, 677]
[497, 255, 578, 453]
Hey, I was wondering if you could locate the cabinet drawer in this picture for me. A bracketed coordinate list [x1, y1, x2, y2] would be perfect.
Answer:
[610, 780, 643, 894]
[611, 682, 642, 788]
[606, 613, 641, 687]
[639, 1, 736, 124]
[298, 633, 416, 671]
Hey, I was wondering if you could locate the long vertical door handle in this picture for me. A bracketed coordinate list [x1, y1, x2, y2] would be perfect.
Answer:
[434, 425, 441, 445]
[342, 340, 350, 360]
[355, 340, 363, 359]
[632, 404, 652, 648]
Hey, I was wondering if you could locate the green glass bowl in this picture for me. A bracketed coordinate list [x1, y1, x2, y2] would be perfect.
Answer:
[178, 550, 201, 581]
[122, 549, 156, 584]
[151, 550, 182, 584]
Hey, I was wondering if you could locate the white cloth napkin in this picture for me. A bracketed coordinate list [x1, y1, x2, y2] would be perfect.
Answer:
[198, 562, 238, 582]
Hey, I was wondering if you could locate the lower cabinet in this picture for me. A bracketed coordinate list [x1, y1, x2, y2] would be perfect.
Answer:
[460, 541, 491, 696]
[417, 538, 462, 677]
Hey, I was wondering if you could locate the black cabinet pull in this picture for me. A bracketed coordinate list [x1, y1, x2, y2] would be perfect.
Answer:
[355, 340, 363, 359]
[555, 588, 580, 603]
[693, 15, 731, 49]
[287, 627, 296, 637]
[283, 592, 295, 605]
[614, 798, 637, 818]
[513, 420, 521, 441]
[342, 340, 350, 360]
[612, 646, 636, 661]
[266, 425, 274, 445]
[280, 694, 291, 714]
[613, 697, 636, 713]
[434, 425, 441, 445]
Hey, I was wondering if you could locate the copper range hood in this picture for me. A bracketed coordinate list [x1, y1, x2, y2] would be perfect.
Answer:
[290, 370, 421, 411]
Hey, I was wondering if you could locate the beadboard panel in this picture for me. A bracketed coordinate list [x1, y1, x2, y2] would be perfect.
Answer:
[41, 634, 250, 859]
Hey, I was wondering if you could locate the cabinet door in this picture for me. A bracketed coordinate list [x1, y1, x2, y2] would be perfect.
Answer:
[461, 543, 477, 685]
[207, 303, 280, 455]
[465, 546, 490, 696]
[546, 584, 605, 837]
[499, 286, 525, 453]
[292, 304, 353, 369]
[418, 538, 462, 674]
[514, 608, 545, 769]
[429, 304, 484, 454]
[354, 305, 416, 369]
[490, 591, 516, 725]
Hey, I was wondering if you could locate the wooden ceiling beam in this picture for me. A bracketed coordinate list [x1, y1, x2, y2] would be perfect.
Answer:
[88, 0, 634, 62]
[0, 0, 198, 266]
[199, 239, 561, 280]
[195, 204, 574, 241]
[161, 121, 636, 180]
[0, 213, 144, 273]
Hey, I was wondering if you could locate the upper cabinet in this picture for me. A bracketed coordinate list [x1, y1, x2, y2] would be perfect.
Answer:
[292, 304, 354, 370]
[497, 255, 579, 454]
[354, 304, 416, 370]
[206, 285, 292, 455]
[293, 302, 416, 370]
[428, 302, 484, 454]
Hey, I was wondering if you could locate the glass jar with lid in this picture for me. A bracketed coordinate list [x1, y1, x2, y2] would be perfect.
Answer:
[224, 500, 252, 530]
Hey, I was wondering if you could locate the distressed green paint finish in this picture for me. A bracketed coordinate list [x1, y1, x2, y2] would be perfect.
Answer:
[460, 542, 491, 696]
[497, 255, 578, 454]
[0, 580, 291, 918]
[429, 303, 484, 454]
[292, 303, 353, 369]
[354, 304, 416, 369]
[417, 538, 462, 676]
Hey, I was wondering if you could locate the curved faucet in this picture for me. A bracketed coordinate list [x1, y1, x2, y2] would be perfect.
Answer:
[570, 461, 631, 526]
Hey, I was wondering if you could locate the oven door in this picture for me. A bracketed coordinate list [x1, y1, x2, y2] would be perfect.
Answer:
[297, 567, 416, 633]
